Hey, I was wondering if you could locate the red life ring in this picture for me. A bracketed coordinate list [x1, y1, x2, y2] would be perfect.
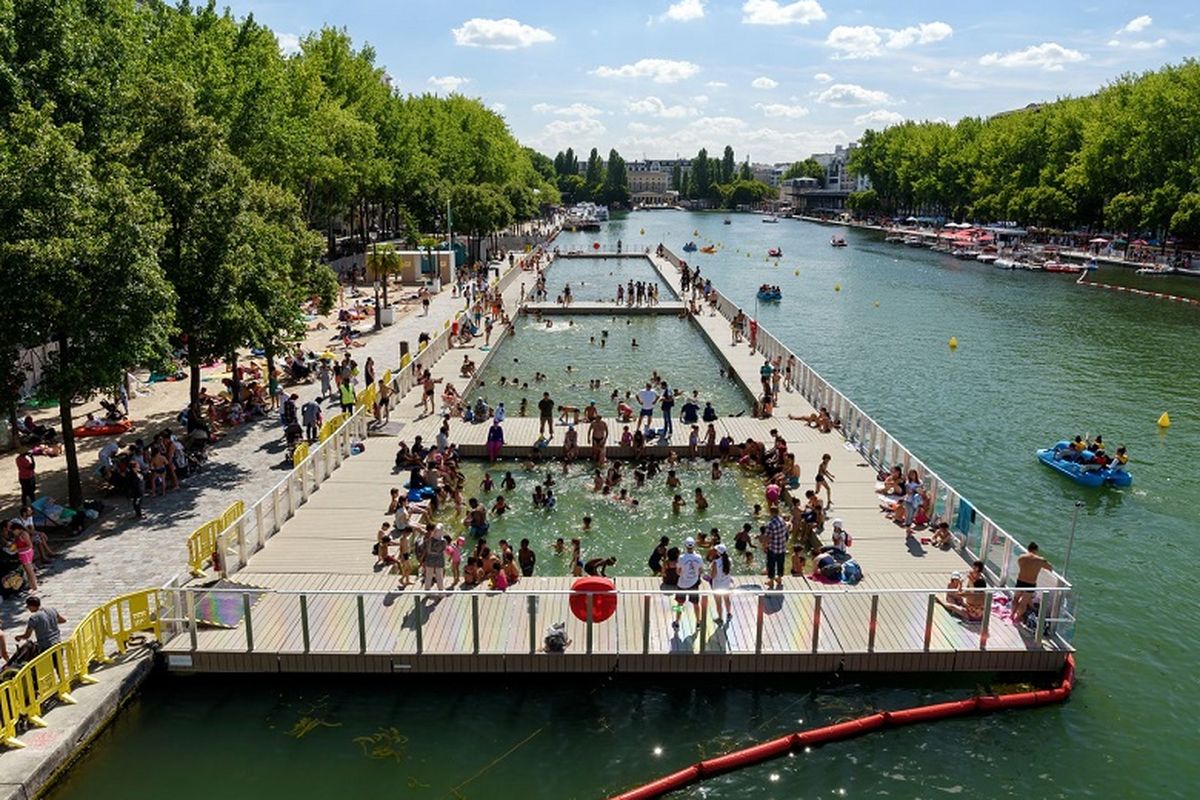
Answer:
[593, 242, 601, 250]
[569, 576, 616, 623]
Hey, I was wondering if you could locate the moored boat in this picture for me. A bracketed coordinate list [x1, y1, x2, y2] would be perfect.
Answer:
[762, 215, 779, 223]
[756, 285, 782, 301]
[1044, 261, 1082, 274]
[700, 245, 717, 254]
[1037, 441, 1132, 487]
[767, 247, 783, 257]
[903, 235, 925, 247]
[830, 236, 847, 247]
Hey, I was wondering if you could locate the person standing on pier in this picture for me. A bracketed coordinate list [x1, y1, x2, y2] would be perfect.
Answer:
[672, 537, 705, 632]
[660, 384, 675, 437]
[636, 383, 659, 434]
[486, 419, 505, 462]
[763, 506, 790, 590]
[538, 392, 555, 439]
[589, 416, 609, 464]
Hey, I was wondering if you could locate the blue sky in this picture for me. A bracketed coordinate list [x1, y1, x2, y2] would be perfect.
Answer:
[239, 1, 1195, 163]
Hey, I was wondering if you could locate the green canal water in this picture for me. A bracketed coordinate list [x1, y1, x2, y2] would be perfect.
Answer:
[49, 213, 1199, 798]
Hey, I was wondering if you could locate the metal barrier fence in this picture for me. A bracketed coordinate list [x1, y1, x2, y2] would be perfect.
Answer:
[0, 589, 162, 749]
[159, 584, 1075, 658]
[656, 245, 1072, 598]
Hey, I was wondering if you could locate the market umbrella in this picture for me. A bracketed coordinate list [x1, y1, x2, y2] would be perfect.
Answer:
[1089, 237, 1108, 244]
[1131, 239, 1148, 246]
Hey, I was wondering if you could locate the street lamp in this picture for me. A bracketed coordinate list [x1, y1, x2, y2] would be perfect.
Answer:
[1062, 500, 1084, 579]
[373, 280, 382, 331]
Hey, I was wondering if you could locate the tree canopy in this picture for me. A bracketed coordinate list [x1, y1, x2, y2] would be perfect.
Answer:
[848, 59, 1200, 237]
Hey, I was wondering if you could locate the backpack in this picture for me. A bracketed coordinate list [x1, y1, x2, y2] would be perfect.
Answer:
[841, 559, 863, 585]
[544, 622, 568, 653]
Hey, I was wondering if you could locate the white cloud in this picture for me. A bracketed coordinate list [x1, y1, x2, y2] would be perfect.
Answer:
[592, 58, 700, 83]
[854, 109, 905, 126]
[532, 102, 604, 117]
[1119, 15, 1152, 33]
[532, 118, 607, 151]
[428, 75, 469, 92]
[452, 18, 554, 49]
[1130, 38, 1167, 49]
[692, 94, 709, 104]
[741, 0, 827, 25]
[813, 72, 833, 83]
[491, 102, 506, 113]
[620, 115, 848, 162]
[276, 32, 301, 55]
[826, 22, 951, 59]
[755, 102, 810, 118]
[662, 0, 705, 22]
[1107, 39, 1122, 47]
[705, 80, 728, 88]
[947, 69, 962, 79]
[752, 76, 779, 89]
[979, 42, 1087, 71]
[628, 122, 664, 134]
[627, 96, 696, 118]
[816, 83, 892, 107]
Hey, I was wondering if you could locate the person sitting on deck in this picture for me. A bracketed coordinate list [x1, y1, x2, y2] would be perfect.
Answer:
[584, 556, 616, 577]
[936, 577, 986, 622]
[460, 356, 476, 377]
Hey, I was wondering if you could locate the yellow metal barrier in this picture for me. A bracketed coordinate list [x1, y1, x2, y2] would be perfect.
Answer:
[0, 588, 162, 748]
[318, 412, 348, 443]
[0, 682, 25, 749]
[184, 501, 245, 577]
[400, 352, 411, 369]
[292, 442, 309, 467]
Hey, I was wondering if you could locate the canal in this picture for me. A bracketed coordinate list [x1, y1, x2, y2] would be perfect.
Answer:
[48, 212, 1198, 799]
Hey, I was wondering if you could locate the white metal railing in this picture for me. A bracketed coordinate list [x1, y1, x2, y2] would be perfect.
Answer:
[656, 245, 1072, 596]
[160, 584, 1076, 658]
[211, 408, 371, 577]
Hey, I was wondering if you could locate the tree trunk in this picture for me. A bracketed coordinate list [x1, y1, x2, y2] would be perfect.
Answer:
[229, 352, 240, 410]
[56, 333, 83, 508]
[188, 339, 202, 410]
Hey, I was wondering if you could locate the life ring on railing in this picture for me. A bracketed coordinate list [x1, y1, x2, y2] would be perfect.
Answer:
[569, 576, 616, 623]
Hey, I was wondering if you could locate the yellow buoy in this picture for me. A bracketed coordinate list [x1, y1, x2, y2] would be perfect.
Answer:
[1157, 412, 1171, 428]
[793, 269, 800, 276]
[639, 228, 645, 235]
[948, 336, 958, 349]
[834, 283, 841, 292]
[874, 301, 880, 307]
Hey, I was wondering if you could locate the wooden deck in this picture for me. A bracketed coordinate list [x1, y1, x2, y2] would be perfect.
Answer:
[164, 253, 1071, 676]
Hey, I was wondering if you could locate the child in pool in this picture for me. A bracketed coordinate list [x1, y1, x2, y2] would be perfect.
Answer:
[480, 473, 494, 492]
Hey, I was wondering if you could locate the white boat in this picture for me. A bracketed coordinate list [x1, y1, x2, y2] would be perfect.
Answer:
[1136, 266, 1176, 276]
[952, 248, 980, 259]
[884, 234, 906, 244]
[903, 235, 925, 247]
[976, 253, 999, 264]
[762, 215, 779, 223]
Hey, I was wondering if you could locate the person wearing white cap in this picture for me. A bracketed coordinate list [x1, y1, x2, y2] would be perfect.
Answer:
[709, 543, 734, 625]
[830, 519, 851, 553]
[672, 537, 706, 632]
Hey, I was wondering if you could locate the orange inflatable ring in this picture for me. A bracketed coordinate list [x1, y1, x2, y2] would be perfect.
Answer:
[569, 576, 617, 623]
[73, 419, 134, 437]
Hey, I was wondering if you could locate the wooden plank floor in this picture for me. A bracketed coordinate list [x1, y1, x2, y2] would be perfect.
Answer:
[167, 253, 1068, 674]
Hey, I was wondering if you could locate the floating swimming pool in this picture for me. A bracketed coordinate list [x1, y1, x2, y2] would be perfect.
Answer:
[539, 256, 676, 303]
[466, 314, 751, 416]
[426, 460, 769, 577]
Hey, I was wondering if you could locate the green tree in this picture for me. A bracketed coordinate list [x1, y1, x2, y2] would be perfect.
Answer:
[738, 161, 752, 181]
[1, 105, 174, 506]
[1170, 192, 1200, 240]
[1104, 192, 1143, 234]
[670, 163, 682, 191]
[451, 183, 514, 263]
[601, 148, 629, 206]
[721, 145, 735, 185]
[584, 147, 604, 198]
[783, 158, 825, 186]
[135, 81, 255, 408]
[847, 189, 880, 217]
[692, 148, 710, 200]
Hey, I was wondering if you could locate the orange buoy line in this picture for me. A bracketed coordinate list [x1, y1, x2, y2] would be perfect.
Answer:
[1076, 271, 1200, 306]
[609, 655, 1076, 800]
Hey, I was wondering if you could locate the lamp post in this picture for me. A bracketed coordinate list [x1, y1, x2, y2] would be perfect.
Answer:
[1062, 500, 1084, 579]
[373, 280, 381, 332]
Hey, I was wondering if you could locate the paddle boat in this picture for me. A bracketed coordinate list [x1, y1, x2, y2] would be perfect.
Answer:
[756, 285, 782, 302]
[762, 215, 778, 224]
[682, 241, 698, 252]
[723, 218, 732, 225]
[1036, 441, 1132, 487]
[830, 236, 847, 248]
[1043, 261, 1082, 274]
[767, 247, 783, 257]
[699, 245, 717, 254]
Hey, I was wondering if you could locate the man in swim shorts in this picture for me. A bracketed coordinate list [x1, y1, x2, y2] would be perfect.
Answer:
[1011, 542, 1052, 621]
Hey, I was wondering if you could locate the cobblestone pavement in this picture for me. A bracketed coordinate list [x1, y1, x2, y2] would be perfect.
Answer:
[1, 257, 531, 634]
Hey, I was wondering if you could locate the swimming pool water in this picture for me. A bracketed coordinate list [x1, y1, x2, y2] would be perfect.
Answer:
[539, 255, 676, 303]
[468, 314, 751, 416]
[426, 460, 767, 577]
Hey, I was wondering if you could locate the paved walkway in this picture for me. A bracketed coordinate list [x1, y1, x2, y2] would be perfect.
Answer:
[1, 247, 546, 633]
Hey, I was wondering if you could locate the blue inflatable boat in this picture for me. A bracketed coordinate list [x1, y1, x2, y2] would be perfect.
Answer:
[756, 288, 782, 302]
[1036, 441, 1132, 487]
[682, 241, 698, 252]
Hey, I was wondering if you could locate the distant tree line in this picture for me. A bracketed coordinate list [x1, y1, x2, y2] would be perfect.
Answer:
[552, 144, 775, 209]
[847, 60, 1200, 239]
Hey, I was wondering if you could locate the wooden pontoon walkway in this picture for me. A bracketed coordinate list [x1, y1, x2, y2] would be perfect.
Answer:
[164, 252, 1071, 676]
